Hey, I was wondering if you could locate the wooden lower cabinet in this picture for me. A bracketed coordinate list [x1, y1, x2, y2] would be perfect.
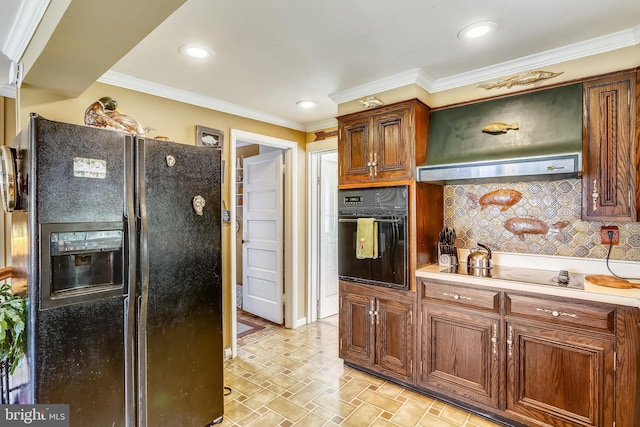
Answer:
[340, 277, 639, 426]
[419, 304, 500, 409]
[505, 321, 615, 427]
[415, 279, 634, 427]
[339, 280, 414, 383]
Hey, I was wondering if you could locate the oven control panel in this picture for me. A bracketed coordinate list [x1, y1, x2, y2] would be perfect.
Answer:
[338, 185, 408, 213]
[343, 196, 363, 205]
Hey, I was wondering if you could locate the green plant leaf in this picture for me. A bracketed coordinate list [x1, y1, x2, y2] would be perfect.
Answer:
[0, 282, 27, 374]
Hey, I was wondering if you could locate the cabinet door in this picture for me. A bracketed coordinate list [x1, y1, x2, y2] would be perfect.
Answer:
[339, 290, 375, 367]
[506, 322, 615, 427]
[420, 304, 500, 408]
[339, 117, 372, 184]
[372, 107, 412, 180]
[375, 298, 413, 381]
[582, 73, 637, 221]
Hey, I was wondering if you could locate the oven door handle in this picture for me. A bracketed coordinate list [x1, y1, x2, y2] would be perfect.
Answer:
[338, 218, 403, 224]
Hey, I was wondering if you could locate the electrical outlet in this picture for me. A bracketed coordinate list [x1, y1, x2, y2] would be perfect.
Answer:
[600, 226, 619, 245]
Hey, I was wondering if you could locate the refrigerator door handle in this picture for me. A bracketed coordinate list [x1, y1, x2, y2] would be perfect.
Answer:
[123, 296, 136, 427]
[136, 138, 150, 427]
[137, 294, 147, 427]
[124, 133, 138, 427]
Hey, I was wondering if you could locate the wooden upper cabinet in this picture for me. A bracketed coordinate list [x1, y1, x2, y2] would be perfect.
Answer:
[340, 117, 371, 180]
[338, 99, 429, 185]
[582, 71, 639, 221]
[373, 108, 410, 177]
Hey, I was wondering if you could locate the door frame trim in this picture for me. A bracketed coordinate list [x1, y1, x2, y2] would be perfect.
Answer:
[230, 129, 298, 357]
[305, 139, 337, 323]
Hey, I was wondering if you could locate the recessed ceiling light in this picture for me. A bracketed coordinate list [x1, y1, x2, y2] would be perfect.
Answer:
[457, 21, 497, 40]
[179, 45, 213, 59]
[296, 100, 318, 109]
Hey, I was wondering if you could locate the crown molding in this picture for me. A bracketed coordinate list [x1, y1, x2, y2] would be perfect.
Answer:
[98, 71, 307, 132]
[329, 68, 430, 104]
[2, 0, 49, 61]
[0, 84, 16, 98]
[306, 118, 338, 132]
[330, 26, 640, 102]
[431, 25, 640, 92]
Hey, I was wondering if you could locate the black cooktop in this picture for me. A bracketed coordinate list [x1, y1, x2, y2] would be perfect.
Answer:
[439, 264, 584, 290]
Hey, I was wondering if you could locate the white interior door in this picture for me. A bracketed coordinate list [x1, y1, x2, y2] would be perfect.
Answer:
[318, 153, 338, 318]
[242, 150, 284, 324]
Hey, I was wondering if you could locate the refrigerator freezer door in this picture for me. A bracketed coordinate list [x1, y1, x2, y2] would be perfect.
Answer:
[34, 118, 127, 224]
[137, 138, 223, 426]
[26, 116, 129, 426]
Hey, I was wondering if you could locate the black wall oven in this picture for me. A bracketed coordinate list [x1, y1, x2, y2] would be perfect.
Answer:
[338, 186, 408, 290]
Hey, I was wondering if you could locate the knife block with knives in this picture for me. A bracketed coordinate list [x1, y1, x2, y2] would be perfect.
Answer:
[438, 227, 458, 267]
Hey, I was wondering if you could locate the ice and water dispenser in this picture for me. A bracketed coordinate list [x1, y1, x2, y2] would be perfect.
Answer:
[40, 223, 125, 309]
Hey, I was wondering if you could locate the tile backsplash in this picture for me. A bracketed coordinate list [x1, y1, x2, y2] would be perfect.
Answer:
[443, 179, 640, 262]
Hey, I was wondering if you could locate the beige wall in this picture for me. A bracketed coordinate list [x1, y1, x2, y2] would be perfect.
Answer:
[17, 82, 308, 349]
[1, 96, 17, 267]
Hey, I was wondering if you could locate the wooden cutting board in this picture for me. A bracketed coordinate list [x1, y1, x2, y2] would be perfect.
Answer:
[585, 275, 640, 289]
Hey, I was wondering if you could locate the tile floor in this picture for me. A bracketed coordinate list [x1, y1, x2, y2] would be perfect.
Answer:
[222, 311, 504, 427]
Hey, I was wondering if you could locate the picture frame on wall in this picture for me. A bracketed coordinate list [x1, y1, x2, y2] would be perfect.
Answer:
[196, 125, 224, 150]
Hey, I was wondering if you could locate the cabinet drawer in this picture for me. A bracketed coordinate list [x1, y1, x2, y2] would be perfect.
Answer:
[422, 280, 500, 313]
[505, 293, 615, 335]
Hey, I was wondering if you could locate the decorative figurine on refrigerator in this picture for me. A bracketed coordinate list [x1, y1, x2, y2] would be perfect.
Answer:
[84, 96, 146, 136]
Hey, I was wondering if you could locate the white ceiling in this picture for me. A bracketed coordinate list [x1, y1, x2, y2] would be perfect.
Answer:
[2, 0, 640, 131]
[0, 1, 23, 90]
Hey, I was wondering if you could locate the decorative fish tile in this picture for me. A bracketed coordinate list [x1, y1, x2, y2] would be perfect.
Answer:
[442, 179, 639, 262]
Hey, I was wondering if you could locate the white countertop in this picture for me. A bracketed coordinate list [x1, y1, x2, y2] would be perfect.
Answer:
[417, 251, 640, 308]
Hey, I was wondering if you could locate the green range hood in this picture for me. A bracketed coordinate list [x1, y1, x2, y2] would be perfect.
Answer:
[418, 83, 583, 184]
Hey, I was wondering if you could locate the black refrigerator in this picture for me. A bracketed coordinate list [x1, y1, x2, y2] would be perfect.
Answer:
[5, 114, 224, 426]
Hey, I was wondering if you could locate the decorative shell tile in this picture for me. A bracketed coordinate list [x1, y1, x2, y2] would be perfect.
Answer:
[443, 179, 639, 261]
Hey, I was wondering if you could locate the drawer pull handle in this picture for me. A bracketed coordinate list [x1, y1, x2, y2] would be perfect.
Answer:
[535, 307, 577, 318]
[443, 292, 471, 301]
